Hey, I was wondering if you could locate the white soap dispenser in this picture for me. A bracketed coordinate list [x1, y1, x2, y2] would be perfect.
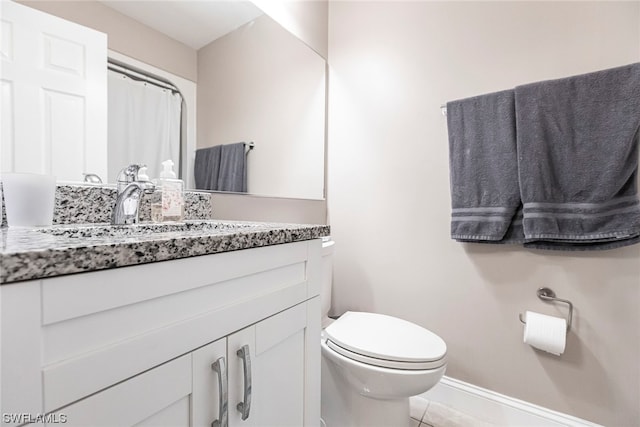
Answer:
[159, 159, 184, 222]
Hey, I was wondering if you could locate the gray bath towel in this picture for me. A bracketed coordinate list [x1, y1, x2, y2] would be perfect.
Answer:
[447, 90, 524, 243]
[194, 145, 221, 191]
[218, 142, 247, 193]
[515, 63, 640, 250]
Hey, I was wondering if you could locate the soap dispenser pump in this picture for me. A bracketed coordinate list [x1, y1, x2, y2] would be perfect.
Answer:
[138, 166, 150, 181]
[160, 160, 176, 179]
[158, 159, 184, 222]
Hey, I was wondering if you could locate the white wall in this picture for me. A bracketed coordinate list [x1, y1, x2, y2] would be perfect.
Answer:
[327, 2, 640, 426]
[210, 192, 326, 224]
[253, 0, 328, 59]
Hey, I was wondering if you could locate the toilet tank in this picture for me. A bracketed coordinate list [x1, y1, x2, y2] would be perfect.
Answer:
[321, 237, 335, 326]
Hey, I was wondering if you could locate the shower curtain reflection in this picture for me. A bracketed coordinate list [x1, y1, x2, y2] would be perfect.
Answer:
[107, 69, 182, 182]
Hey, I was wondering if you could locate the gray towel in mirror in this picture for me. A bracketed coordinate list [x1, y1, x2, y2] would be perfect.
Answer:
[194, 143, 248, 192]
[447, 89, 524, 243]
[194, 145, 222, 191]
[218, 142, 247, 193]
[515, 63, 640, 250]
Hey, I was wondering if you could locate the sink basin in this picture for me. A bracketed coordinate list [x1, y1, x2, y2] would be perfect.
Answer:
[36, 220, 260, 239]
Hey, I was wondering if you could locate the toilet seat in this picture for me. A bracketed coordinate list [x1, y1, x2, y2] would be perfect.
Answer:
[325, 340, 446, 370]
[324, 311, 447, 370]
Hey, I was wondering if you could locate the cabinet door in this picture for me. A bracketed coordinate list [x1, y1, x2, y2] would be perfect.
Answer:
[192, 338, 228, 427]
[228, 302, 309, 427]
[51, 355, 192, 427]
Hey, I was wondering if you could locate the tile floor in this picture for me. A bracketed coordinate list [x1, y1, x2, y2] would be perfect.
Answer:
[411, 401, 496, 427]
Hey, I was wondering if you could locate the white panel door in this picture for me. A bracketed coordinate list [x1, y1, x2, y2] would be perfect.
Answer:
[0, 0, 107, 181]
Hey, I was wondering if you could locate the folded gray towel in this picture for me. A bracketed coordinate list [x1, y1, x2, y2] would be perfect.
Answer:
[194, 145, 221, 190]
[515, 63, 640, 250]
[447, 90, 523, 243]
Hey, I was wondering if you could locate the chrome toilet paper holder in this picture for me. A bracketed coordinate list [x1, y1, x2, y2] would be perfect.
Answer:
[519, 287, 573, 332]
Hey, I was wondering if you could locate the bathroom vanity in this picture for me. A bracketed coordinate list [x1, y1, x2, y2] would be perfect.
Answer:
[0, 221, 329, 426]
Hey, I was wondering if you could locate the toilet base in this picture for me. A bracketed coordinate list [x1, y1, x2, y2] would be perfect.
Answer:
[321, 354, 411, 427]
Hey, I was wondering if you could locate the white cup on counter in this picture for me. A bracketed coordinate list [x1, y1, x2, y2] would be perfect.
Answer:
[1, 173, 56, 227]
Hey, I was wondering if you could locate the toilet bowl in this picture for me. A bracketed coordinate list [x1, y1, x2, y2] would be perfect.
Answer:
[320, 239, 447, 427]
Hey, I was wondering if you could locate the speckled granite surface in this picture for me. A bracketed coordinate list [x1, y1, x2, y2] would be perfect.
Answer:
[1, 183, 214, 226]
[1, 183, 329, 284]
[0, 220, 330, 284]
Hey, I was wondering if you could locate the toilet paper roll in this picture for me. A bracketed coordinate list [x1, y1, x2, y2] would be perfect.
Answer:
[523, 311, 566, 355]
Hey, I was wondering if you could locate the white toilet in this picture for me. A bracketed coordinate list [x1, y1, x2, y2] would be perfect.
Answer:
[320, 238, 447, 427]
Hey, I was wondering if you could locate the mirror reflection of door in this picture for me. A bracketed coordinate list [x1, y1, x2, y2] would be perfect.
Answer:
[0, 1, 107, 182]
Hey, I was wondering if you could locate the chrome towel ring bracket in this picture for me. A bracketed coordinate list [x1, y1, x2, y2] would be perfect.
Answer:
[519, 287, 573, 332]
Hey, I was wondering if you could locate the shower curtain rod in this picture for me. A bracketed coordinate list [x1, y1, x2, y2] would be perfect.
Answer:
[108, 60, 180, 94]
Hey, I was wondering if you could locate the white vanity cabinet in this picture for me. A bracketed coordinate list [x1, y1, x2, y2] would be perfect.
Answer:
[1, 240, 321, 427]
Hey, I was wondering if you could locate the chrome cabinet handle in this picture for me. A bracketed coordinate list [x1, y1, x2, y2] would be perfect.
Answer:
[236, 345, 252, 420]
[211, 357, 228, 427]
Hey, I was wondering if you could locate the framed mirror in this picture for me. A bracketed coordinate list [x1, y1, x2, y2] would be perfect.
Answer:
[5, 0, 327, 200]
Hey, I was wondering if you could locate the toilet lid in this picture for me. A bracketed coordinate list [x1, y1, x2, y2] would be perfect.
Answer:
[324, 311, 447, 364]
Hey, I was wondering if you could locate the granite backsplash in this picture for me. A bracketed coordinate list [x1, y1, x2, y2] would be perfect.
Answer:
[1, 183, 214, 226]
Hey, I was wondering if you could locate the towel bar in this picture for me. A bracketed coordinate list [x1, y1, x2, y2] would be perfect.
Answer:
[518, 287, 573, 332]
[244, 141, 255, 154]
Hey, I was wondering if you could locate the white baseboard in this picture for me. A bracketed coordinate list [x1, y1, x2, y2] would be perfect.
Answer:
[413, 376, 602, 427]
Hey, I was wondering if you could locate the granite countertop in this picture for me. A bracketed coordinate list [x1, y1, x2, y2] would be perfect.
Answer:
[0, 220, 330, 284]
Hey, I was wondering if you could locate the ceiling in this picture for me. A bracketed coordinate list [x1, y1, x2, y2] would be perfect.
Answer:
[99, 1, 264, 50]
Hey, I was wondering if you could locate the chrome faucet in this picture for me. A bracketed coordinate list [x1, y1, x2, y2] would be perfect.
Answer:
[111, 164, 155, 225]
